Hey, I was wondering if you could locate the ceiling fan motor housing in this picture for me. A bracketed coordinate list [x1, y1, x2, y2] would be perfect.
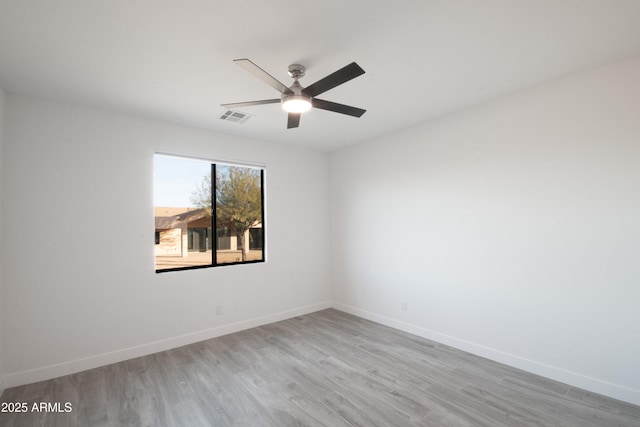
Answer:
[281, 76, 311, 112]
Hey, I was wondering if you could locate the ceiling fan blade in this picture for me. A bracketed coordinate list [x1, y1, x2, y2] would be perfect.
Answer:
[312, 98, 366, 117]
[221, 99, 281, 108]
[234, 59, 293, 95]
[287, 112, 301, 129]
[302, 62, 365, 98]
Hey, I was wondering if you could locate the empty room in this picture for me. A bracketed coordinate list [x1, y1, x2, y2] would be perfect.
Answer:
[0, 1, 639, 426]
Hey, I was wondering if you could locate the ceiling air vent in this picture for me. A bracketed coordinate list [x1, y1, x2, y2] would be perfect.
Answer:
[219, 109, 252, 124]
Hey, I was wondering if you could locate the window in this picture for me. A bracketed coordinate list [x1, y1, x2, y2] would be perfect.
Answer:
[153, 154, 265, 272]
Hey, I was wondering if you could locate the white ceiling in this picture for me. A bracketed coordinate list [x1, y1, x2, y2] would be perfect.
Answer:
[1, 1, 639, 152]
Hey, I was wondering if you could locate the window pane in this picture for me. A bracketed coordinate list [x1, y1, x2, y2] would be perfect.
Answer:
[154, 155, 212, 271]
[215, 165, 264, 265]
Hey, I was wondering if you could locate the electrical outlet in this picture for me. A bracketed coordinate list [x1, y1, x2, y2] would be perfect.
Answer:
[401, 301, 408, 311]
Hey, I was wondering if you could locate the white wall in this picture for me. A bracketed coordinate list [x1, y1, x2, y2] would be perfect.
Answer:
[0, 84, 5, 395]
[330, 56, 640, 405]
[1, 94, 331, 386]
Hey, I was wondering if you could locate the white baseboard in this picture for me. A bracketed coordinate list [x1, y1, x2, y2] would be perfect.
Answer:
[331, 302, 640, 407]
[3, 301, 332, 390]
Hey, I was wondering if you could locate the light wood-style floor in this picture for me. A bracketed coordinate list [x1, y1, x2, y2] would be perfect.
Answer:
[1, 309, 639, 426]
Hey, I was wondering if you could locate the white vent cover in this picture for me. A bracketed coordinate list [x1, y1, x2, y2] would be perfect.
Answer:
[219, 110, 253, 124]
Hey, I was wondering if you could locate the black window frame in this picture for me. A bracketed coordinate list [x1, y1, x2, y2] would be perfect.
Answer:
[155, 159, 266, 273]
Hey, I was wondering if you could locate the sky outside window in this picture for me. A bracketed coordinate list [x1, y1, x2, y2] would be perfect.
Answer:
[154, 155, 210, 207]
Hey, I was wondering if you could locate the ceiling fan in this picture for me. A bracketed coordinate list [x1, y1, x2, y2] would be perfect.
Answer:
[221, 59, 366, 129]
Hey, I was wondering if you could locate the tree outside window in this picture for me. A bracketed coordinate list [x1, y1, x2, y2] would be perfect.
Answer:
[191, 165, 264, 264]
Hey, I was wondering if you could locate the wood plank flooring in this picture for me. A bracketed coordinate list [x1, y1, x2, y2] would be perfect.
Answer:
[1, 309, 639, 426]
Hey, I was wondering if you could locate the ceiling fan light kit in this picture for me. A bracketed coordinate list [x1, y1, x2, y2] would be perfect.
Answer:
[282, 95, 312, 113]
[221, 58, 366, 129]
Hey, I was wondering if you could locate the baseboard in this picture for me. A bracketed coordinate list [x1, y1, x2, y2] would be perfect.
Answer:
[3, 301, 332, 390]
[331, 302, 640, 407]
